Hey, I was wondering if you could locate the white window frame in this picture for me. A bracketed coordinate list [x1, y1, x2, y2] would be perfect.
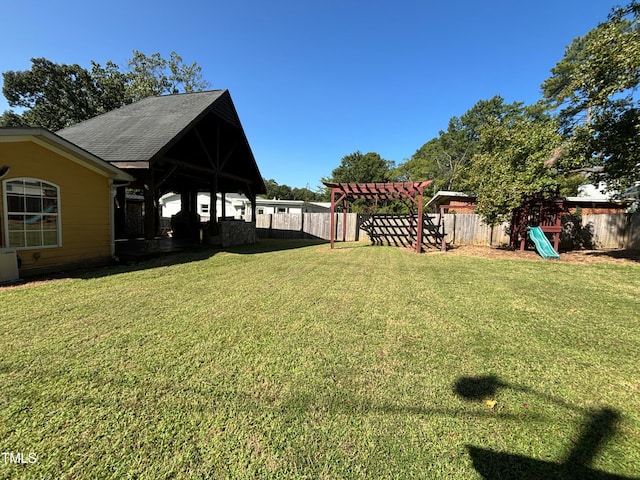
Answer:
[3, 177, 61, 249]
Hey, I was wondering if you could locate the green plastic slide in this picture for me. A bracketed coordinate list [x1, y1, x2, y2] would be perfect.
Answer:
[528, 226, 560, 259]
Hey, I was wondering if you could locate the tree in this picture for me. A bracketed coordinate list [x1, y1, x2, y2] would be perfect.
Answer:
[262, 179, 293, 200]
[542, 1, 640, 192]
[261, 179, 322, 201]
[396, 96, 526, 193]
[1, 51, 210, 130]
[291, 187, 322, 202]
[324, 151, 394, 184]
[462, 105, 567, 225]
[321, 151, 396, 211]
[1, 58, 104, 130]
[125, 51, 209, 101]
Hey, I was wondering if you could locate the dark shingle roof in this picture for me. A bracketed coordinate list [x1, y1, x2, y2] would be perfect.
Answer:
[57, 90, 227, 163]
[56, 90, 265, 194]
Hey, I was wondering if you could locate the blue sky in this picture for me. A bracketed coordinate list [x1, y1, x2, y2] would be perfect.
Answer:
[0, 0, 622, 190]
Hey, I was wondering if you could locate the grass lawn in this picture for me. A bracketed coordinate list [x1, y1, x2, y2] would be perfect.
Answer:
[1, 240, 639, 479]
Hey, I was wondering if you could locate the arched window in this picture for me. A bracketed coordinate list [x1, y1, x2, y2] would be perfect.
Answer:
[3, 178, 60, 248]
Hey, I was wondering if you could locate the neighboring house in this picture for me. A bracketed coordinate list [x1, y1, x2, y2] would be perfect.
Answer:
[253, 198, 331, 216]
[159, 193, 331, 222]
[426, 191, 477, 214]
[576, 182, 610, 200]
[427, 189, 629, 216]
[564, 197, 631, 214]
[0, 128, 133, 276]
[159, 192, 248, 221]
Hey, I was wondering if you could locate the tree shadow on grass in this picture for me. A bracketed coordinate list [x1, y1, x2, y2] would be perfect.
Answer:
[581, 249, 640, 263]
[224, 238, 329, 254]
[454, 375, 638, 480]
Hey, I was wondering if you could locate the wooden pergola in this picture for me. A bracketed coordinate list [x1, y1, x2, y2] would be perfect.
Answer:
[324, 181, 433, 253]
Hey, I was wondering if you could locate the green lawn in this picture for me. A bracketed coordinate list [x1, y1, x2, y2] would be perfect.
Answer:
[1, 240, 638, 479]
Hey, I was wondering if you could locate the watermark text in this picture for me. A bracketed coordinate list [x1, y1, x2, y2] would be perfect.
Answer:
[2, 452, 38, 464]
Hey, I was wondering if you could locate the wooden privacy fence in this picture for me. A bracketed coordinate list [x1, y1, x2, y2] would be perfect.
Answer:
[255, 212, 640, 250]
[256, 212, 361, 241]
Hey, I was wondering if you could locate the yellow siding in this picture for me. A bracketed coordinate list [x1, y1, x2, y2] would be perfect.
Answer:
[0, 140, 112, 271]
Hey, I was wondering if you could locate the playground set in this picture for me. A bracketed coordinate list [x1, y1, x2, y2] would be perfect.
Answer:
[509, 193, 564, 259]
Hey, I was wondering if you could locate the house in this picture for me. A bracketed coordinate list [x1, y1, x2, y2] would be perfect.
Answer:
[159, 192, 331, 222]
[0, 90, 265, 279]
[427, 190, 629, 215]
[0, 127, 133, 277]
[57, 90, 266, 243]
[252, 198, 331, 216]
[426, 191, 477, 214]
[159, 192, 248, 221]
[564, 197, 631, 214]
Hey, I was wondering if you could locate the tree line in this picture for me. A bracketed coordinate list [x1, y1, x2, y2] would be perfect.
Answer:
[2, 2, 638, 224]
[1, 51, 209, 131]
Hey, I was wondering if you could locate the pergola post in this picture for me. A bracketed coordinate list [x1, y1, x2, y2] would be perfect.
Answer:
[416, 186, 424, 253]
[342, 198, 347, 242]
[330, 188, 336, 249]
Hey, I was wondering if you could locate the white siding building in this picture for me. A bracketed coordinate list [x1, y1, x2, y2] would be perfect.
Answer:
[159, 193, 330, 221]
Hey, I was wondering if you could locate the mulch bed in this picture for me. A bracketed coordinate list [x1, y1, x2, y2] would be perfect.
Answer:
[442, 245, 640, 265]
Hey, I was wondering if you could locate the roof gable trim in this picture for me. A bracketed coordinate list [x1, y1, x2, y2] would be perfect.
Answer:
[1, 128, 134, 182]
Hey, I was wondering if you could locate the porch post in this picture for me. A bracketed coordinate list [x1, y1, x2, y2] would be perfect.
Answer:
[114, 186, 127, 239]
[221, 192, 227, 219]
[209, 177, 218, 235]
[190, 190, 198, 215]
[250, 193, 257, 222]
[143, 170, 157, 247]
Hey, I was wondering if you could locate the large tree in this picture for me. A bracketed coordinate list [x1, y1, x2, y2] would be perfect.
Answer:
[542, 1, 640, 193]
[395, 96, 526, 193]
[124, 50, 209, 101]
[462, 104, 568, 226]
[321, 151, 396, 211]
[324, 151, 394, 184]
[261, 179, 322, 201]
[1, 51, 210, 130]
[2, 58, 104, 130]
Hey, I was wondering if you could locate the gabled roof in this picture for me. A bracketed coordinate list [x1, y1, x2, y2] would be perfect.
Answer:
[57, 90, 265, 195]
[57, 90, 226, 164]
[425, 191, 477, 209]
[0, 127, 134, 183]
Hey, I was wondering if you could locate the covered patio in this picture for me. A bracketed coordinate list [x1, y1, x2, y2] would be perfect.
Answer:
[58, 90, 266, 248]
